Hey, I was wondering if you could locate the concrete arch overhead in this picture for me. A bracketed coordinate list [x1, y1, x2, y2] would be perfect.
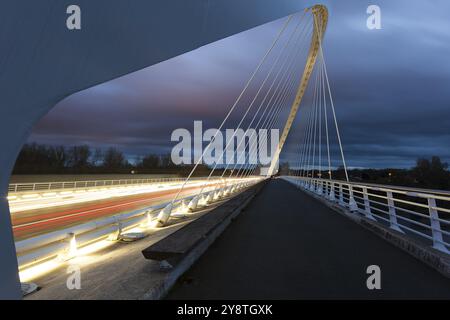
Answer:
[0, 0, 323, 298]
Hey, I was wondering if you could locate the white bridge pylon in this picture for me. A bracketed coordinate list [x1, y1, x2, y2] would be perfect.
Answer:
[268, 5, 328, 176]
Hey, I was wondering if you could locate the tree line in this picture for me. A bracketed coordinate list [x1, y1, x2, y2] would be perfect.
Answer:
[280, 156, 450, 191]
[12, 143, 213, 175]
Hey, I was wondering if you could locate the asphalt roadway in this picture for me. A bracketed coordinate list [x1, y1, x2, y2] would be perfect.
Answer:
[167, 178, 450, 299]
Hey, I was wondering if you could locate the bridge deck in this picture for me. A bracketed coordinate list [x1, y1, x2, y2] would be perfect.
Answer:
[167, 178, 450, 299]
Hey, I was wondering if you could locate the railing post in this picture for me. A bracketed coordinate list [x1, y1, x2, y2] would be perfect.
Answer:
[326, 180, 330, 198]
[427, 197, 449, 253]
[386, 191, 404, 233]
[362, 187, 375, 220]
[348, 185, 358, 212]
[329, 181, 336, 201]
[317, 180, 323, 196]
[339, 183, 345, 206]
[309, 179, 315, 192]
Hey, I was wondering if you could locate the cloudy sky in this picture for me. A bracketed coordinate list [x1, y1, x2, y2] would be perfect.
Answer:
[28, 0, 450, 169]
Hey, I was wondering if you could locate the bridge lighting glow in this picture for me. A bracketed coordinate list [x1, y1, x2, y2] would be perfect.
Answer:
[188, 196, 200, 211]
[141, 210, 153, 228]
[179, 199, 190, 214]
[69, 233, 78, 258]
[76, 239, 114, 256]
[58, 233, 79, 261]
[199, 194, 209, 206]
[19, 238, 116, 282]
[22, 194, 40, 199]
[156, 203, 173, 227]
[147, 219, 160, 229]
[19, 259, 60, 283]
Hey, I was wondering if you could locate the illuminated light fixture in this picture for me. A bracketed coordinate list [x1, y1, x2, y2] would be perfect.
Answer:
[188, 196, 200, 211]
[57, 232, 78, 261]
[140, 210, 154, 228]
[156, 203, 173, 227]
[179, 199, 190, 214]
[7, 195, 17, 201]
[206, 191, 214, 204]
[199, 193, 209, 206]
[69, 234, 78, 256]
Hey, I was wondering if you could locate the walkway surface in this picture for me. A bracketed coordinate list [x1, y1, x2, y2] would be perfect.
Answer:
[167, 178, 450, 299]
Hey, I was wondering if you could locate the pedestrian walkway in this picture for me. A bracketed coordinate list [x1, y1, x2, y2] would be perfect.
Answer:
[167, 178, 450, 299]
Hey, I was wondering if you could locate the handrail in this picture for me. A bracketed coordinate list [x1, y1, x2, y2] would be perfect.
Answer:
[317, 177, 450, 197]
[282, 176, 450, 254]
[8, 176, 218, 194]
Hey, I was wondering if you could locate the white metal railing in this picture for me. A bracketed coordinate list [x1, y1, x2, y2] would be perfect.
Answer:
[282, 176, 450, 254]
[15, 178, 260, 272]
[8, 177, 209, 194]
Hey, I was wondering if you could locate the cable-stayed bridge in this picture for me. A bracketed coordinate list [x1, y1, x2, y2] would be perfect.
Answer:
[0, 2, 449, 299]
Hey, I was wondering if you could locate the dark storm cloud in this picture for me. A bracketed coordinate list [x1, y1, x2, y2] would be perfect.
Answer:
[29, 0, 450, 168]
